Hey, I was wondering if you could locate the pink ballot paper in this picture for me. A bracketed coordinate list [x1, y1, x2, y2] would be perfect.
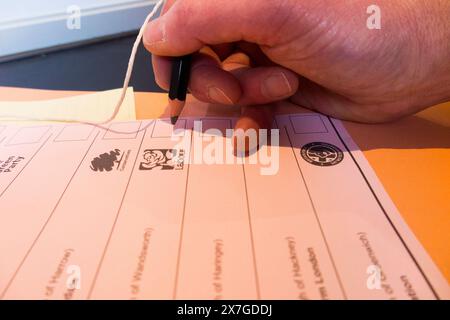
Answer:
[0, 114, 448, 300]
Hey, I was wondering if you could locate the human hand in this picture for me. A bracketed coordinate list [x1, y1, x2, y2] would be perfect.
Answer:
[144, 0, 450, 132]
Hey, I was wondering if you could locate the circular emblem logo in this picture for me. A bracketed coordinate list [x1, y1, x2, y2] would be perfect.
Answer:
[301, 142, 343, 167]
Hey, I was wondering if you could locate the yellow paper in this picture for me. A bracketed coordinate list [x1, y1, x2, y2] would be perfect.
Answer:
[0, 88, 136, 124]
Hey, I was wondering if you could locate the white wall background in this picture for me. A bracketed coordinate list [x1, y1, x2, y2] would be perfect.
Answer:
[0, 0, 159, 61]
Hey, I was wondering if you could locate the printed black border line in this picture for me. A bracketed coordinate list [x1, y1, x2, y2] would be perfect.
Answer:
[149, 117, 183, 136]
[87, 128, 147, 299]
[289, 114, 329, 134]
[199, 118, 233, 137]
[146, 119, 158, 138]
[54, 124, 95, 143]
[326, 116, 440, 300]
[151, 118, 187, 138]
[0, 133, 52, 199]
[281, 123, 348, 299]
[6, 125, 51, 146]
[0, 131, 100, 299]
[102, 121, 142, 140]
[241, 164, 262, 299]
[172, 130, 193, 299]
[149, 118, 157, 137]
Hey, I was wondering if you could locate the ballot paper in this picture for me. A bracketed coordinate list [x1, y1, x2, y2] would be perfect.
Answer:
[0, 88, 136, 123]
[0, 114, 448, 300]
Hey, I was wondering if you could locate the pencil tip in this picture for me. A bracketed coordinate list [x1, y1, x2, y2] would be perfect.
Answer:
[170, 116, 178, 125]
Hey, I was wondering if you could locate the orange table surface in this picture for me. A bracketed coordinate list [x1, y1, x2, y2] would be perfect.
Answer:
[1, 86, 449, 283]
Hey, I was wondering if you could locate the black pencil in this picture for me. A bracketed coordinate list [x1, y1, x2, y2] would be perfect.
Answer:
[168, 55, 192, 125]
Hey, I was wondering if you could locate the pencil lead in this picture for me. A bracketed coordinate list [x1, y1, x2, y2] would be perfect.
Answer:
[170, 116, 179, 125]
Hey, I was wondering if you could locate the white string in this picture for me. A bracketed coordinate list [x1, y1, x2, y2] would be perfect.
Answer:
[0, 0, 165, 134]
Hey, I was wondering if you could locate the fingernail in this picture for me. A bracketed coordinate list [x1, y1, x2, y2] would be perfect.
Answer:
[143, 19, 166, 46]
[208, 86, 234, 105]
[262, 72, 292, 98]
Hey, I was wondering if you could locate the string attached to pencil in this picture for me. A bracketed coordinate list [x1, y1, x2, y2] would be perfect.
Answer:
[0, 0, 165, 134]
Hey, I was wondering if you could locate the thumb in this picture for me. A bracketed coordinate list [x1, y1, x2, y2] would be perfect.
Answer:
[143, 0, 289, 56]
